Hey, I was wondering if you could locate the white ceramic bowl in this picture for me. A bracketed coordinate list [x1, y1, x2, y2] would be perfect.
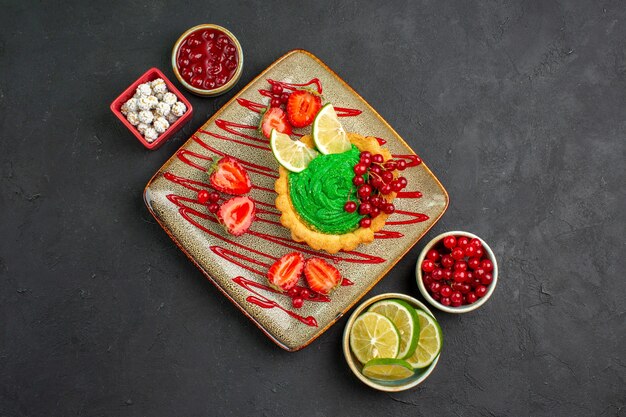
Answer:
[416, 231, 498, 314]
[342, 293, 441, 392]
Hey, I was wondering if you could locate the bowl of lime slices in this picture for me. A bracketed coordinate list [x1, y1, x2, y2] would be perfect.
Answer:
[342, 293, 443, 391]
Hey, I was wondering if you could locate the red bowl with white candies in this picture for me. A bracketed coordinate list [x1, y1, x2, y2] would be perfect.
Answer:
[416, 231, 498, 313]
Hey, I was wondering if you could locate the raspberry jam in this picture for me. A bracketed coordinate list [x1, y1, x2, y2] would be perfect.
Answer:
[175, 27, 240, 92]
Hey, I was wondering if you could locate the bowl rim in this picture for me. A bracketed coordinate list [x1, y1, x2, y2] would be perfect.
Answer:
[171, 23, 244, 97]
[342, 292, 441, 392]
[109, 67, 193, 150]
[415, 231, 498, 313]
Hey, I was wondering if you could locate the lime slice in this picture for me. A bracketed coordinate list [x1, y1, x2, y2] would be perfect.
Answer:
[312, 103, 350, 155]
[349, 312, 400, 364]
[405, 310, 443, 369]
[270, 129, 318, 173]
[368, 299, 420, 359]
[362, 358, 415, 381]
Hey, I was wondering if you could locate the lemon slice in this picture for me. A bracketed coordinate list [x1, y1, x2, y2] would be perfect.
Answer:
[368, 299, 420, 359]
[362, 358, 415, 381]
[350, 312, 400, 364]
[312, 103, 350, 154]
[270, 129, 318, 173]
[405, 310, 443, 369]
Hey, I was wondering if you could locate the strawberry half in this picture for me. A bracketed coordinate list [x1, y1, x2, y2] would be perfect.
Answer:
[259, 107, 292, 139]
[208, 156, 252, 195]
[286, 90, 322, 128]
[216, 196, 255, 236]
[304, 258, 342, 295]
[267, 252, 305, 292]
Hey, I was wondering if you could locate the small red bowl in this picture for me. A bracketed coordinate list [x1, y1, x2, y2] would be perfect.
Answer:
[110, 67, 193, 150]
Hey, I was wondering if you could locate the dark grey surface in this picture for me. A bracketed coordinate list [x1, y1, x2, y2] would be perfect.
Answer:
[1, 0, 625, 416]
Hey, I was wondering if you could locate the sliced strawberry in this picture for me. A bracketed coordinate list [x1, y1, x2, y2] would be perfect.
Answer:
[208, 156, 252, 195]
[304, 258, 342, 295]
[216, 196, 255, 236]
[267, 252, 305, 292]
[286, 90, 322, 128]
[259, 107, 292, 139]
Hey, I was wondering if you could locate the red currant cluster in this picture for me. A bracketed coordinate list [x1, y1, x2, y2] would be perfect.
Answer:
[421, 235, 494, 307]
[344, 151, 408, 228]
[269, 83, 290, 108]
[197, 190, 221, 213]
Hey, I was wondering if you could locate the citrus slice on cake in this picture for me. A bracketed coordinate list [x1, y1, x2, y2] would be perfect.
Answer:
[312, 103, 350, 154]
[270, 129, 318, 172]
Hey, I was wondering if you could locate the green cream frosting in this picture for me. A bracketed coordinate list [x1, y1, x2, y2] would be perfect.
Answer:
[288, 145, 363, 234]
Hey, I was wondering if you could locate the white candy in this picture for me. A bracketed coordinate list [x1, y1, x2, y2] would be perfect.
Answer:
[126, 111, 139, 126]
[165, 112, 179, 124]
[151, 78, 168, 95]
[137, 123, 150, 134]
[162, 92, 177, 106]
[144, 127, 158, 142]
[138, 110, 154, 124]
[153, 116, 170, 133]
[171, 101, 187, 117]
[146, 95, 159, 109]
[154, 102, 171, 116]
[137, 96, 152, 111]
[136, 83, 152, 97]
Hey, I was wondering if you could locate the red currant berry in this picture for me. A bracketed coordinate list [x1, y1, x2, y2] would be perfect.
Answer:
[397, 177, 408, 188]
[382, 171, 394, 183]
[208, 192, 220, 203]
[300, 288, 310, 299]
[292, 297, 304, 308]
[357, 184, 372, 199]
[441, 255, 454, 268]
[344, 201, 357, 213]
[197, 190, 210, 204]
[423, 275, 433, 286]
[391, 180, 403, 192]
[469, 238, 482, 249]
[422, 259, 435, 273]
[475, 285, 488, 298]
[443, 268, 453, 280]
[380, 184, 392, 195]
[370, 176, 384, 189]
[440, 285, 452, 298]
[474, 246, 484, 258]
[360, 151, 371, 160]
[287, 287, 299, 297]
[481, 259, 494, 272]
[370, 207, 381, 218]
[450, 291, 463, 305]
[441, 297, 451, 306]
[358, 202, 372, 215]
[432, 268, 444, 281]
[459, 283, 471, 294]
[370, 196, 382, 207]
[480, 272, 493, 286]
[353, 176, 365, 186]
[271, 84, 283, 94]
[359, 217, 372, 228]
[382, 203, 395, 215]
[370, 165, 382, 175]
[384, 160, 396, 170]
[354, 163, 367, 175]
[397, 160, 407, 170]
[372, 154, 384, 164]
[464, 245, 477, 257]
[451, 247, 465, 260]
[466, 292, 477, 304]
[360, 156, 371, 166]
[280, 92, 290, 103]
[443, 235, 457, 249]
[453, 270, 467, 283]
[468, 257, 481, 270]
[475, 268, 486, 279]
[426, 249, 440, 262]
[457, 236, 470, 248]
[431, 292, 441, 302]
[208, 203, 219, 213]
[466, 271, 473, 282]
[454, 261, 467, 272]
[429, 281, 441, 294]
[271, 97, 282, 107]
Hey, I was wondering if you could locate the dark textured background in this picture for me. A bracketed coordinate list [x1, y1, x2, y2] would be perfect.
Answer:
[1, 0, 625, 416]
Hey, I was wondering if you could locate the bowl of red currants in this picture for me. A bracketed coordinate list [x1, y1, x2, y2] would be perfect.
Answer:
[416, 231, 498, 313]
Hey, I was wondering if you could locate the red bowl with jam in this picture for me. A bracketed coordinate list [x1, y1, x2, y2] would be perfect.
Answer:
[171, 24, 244, 96]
